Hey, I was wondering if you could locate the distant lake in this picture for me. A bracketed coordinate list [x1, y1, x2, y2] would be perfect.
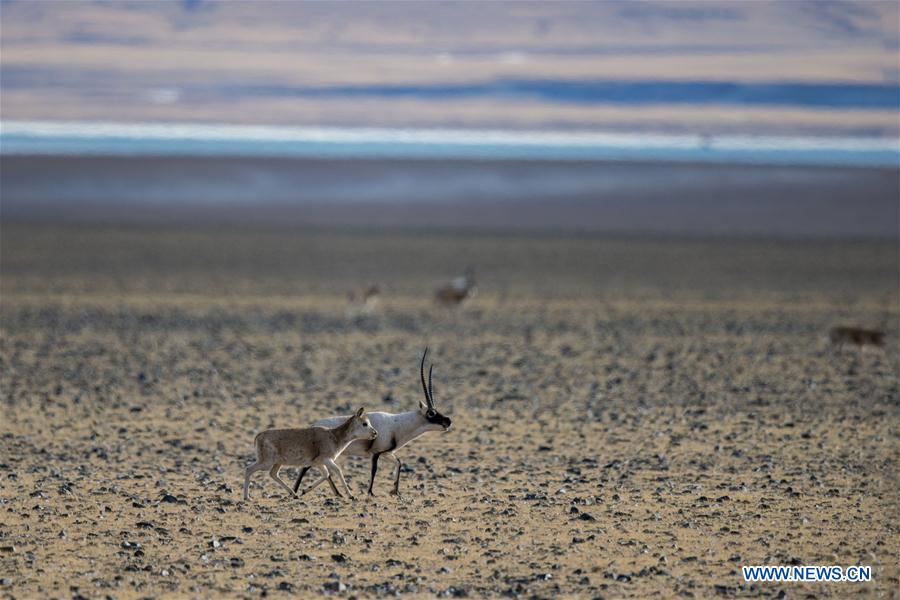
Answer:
[218, 78, 900, 110]
[5, 69, 896, 110]
[2, 121, 898, 167]
[3, 121, 898, 237]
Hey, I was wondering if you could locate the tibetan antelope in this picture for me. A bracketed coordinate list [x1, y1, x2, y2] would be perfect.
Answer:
[293, 348, 452, 497]
[829, 326, 885, 350]
[243, 407, 377, 502]
[348, 284, 381, 314]
[435, 267, 476, 305]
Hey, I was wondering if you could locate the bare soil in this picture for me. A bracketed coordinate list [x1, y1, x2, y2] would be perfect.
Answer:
[1, 223, 897, 598]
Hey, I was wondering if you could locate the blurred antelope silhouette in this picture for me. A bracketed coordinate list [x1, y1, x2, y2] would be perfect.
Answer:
[348, 284, 381, 314]
[829, 326, 885, 350]
[435, 267, 476, 305]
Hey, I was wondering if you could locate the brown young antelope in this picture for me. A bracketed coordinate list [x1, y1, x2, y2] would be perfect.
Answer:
[243, 407, 377, 502]
[293, 348, 452, 497]
[829, 326, 885, 350]
[435, 267, 476, 305]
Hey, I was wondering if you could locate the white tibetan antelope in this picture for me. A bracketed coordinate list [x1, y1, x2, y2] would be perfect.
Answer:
[243, 407, 378, 502]
[435, 267, 476, 305]
[293, 348, 452, 497]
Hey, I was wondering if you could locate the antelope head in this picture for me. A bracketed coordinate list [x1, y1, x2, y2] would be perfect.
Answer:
[349, 407, 378, 440]
[419, 348, 452, 431]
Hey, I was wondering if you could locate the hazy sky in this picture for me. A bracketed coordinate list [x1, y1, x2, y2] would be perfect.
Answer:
[1, 1, 898, 134]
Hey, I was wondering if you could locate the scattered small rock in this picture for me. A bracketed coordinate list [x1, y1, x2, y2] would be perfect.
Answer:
[323, 581, 347, 592]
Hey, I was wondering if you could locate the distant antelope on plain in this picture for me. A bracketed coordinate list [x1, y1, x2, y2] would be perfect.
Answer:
[829, 326, 885, 350]
[294, 348, 452, 497]
[243, 407, 378, 502]
[435, 267, 476, 305]
[347, 284, 381, 314]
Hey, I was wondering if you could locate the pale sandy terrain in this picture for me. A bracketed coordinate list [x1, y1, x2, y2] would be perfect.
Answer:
[0, 223, 898, 598]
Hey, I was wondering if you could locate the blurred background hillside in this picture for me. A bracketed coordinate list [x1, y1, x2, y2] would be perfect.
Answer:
[1, 1, 898, 235]
[2, 0, 899, 134]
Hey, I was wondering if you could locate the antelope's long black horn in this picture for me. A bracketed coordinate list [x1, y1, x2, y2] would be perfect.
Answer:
[427, 364, 435, 408]
[420, 347, 430, 405]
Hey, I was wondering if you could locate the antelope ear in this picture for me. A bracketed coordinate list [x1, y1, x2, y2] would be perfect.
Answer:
[356, 406, 366, 418]
[419, 399, 428, 411]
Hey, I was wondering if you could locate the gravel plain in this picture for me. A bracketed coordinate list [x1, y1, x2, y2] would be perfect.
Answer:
[1, 223, 897, 598]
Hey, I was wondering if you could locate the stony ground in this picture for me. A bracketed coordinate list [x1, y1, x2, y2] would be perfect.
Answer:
[0, 223, 897, 598]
